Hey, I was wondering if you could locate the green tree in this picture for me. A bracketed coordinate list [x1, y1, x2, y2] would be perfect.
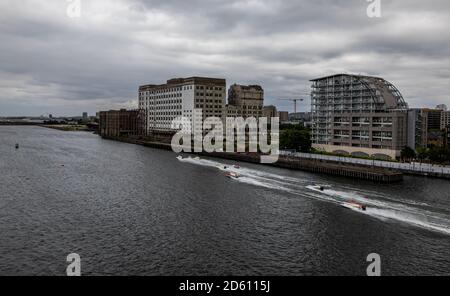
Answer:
[428, 146, 450, 163]
[401, 146, 416, 161]
[280, 128, 311, 152]
[416, 147, 429, 161]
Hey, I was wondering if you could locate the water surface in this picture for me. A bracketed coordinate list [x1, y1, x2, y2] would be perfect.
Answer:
[1, 126, 449, 275]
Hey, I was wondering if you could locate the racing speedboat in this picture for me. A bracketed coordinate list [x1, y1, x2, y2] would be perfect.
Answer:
[342, 201, 367, 211]
[308, 185, 328, 192]
[226, 172, 239, 179]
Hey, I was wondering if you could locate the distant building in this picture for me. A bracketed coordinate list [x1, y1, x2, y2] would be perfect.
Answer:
[408, 108, 450, 149]
[82, 112, 88, 120]
[441, 110, 450, 130]
[289, 112, 312, 122]
[407, 109, 428, 150]
[311, 74, 409, 159]
[277, 111, 289, 123]
[426, 109, 442, 131]
[262, 105, 278, 120]
[446, 126, 450, 148]
[225, 104, 240, 118]
[99, 109, 145, 138]
[139, 77, 226, 133]
[436, 104, 447, 111]
[227, 84, 264, 119]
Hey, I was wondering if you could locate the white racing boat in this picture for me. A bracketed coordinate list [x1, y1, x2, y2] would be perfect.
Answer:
[226, 172, 239, 180]
[342, 201, 367, 212]
[308, 185, 329, 193]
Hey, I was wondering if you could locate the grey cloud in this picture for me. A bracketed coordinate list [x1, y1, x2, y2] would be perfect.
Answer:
[0, 0, 449, 116]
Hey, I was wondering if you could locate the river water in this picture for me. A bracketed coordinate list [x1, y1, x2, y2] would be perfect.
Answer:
[0, 126, 449, 275]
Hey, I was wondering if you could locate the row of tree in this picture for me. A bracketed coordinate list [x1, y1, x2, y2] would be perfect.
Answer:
[279, 124, 312, 153]
[401, 146, 450, 163]
[278, 125, 450, 164]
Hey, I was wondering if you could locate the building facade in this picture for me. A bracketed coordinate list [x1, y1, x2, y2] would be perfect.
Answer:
[426, 109, 442, 131]
[99, 109, 145, 138]
[139, 77, 226, 133]
[262, 105, 278, 120]
[277, 111, 289, 123]
[407, 109, 428, 150]
[446, 126, 450, 148]
[226, 84, 264, 119]
[289, 112, 312, 122]
[408, 107, 450, 149]
[440, 110, 450, 130]
[311, 74, 409, 159]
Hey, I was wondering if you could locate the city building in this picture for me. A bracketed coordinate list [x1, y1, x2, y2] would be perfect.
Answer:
[99, 109, 145, 138]
[442, 111, 449, 129]
[227, 84, 264, 119]
[139, 77, 226, 133]
[262, 105, 278, 120]
[311, 74, 409, 159]
[408, 107, 450, 149]
[407, 109, 428, 150]
[224, 104, 240, 118]
[288, 112, 312, 127]
[289, 112, 312, 122]
[446, 126, 450, 148]
[426, 109, 442, 131]
[82, 112, 88, 121]
[436, 104, 447, 111]
[277, 111, 289, 123]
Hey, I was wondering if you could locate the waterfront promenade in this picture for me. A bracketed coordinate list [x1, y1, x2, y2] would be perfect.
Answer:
[280, 151, 450, 178]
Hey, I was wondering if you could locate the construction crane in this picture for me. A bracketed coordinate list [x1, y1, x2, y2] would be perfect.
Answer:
[278, 98, 305, 114]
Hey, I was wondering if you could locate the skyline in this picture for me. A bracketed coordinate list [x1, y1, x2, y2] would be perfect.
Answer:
[1, 0, 449, 116]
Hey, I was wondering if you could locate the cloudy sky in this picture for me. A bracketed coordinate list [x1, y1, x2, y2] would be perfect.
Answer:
[0, 0, 449, 116]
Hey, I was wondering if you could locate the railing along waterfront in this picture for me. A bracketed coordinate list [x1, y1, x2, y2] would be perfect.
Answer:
[279, 151, 450, 177]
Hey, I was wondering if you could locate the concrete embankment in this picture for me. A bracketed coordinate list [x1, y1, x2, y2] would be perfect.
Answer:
[101, 136, 403, 183]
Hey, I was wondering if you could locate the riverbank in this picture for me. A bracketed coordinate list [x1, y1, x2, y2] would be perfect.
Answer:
[40, 124, 94, 132]
[101, 135, 404, 183]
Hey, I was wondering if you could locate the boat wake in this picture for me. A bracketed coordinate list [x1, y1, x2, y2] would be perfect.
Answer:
[177, 156, 450, 236]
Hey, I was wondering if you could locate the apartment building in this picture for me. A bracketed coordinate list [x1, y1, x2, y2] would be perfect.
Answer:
[139, 77, 226, 133]
[277, 111, 289, 123]
[407, 109, 428, 150]
[311, 74, 409, 159]
[262, 105, 278, 120]
[99, 109, 145, 138]
[226, 84, 264, 119]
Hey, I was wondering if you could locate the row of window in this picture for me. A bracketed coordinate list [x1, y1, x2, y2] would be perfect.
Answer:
[196, 99, 222, 104]
[195, 104, 222, 109]
[195, 92, 223, 97]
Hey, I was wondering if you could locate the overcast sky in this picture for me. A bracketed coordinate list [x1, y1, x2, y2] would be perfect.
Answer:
[0, 0, 449, 116]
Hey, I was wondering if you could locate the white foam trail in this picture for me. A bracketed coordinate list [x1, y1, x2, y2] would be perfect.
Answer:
[177, 156, 450, 236]
[366, 208, 450, 235]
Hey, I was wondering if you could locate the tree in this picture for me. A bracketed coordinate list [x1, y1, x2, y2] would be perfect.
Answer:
[416, 147, 429, 161]
[400, 146, 416, 161]
[428, 146, 450, 163]
[280, 128, 311, 152]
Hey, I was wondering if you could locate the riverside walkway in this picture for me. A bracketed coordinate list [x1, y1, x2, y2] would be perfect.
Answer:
[280, 151, 450, 179]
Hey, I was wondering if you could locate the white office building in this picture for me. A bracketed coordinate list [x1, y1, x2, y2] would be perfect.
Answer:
[139, 77, 226, 133]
